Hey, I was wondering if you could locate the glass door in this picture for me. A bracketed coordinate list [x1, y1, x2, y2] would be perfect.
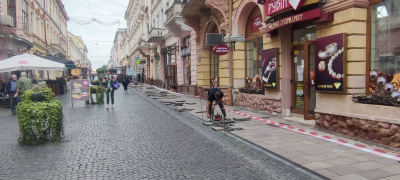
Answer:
[292, 47, 305, 114]
[304, 41, 316, 120]
[167, 65, 176, 90]
[292, 41, 316, 120]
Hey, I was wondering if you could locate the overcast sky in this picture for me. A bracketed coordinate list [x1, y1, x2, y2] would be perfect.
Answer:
[63, 0, 129, 70]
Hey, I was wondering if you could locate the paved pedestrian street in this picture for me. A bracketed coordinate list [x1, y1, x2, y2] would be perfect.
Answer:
[0, 87, 326, 180]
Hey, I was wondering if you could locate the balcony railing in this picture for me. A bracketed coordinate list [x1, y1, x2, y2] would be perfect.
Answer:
[165, 0, 182, 22]
[147, 28, 167, 43]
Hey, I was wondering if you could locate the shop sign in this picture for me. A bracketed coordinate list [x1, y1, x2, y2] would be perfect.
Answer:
[213, 44, 229, 55]
[249, 15, 263, 33]
[70, 79, 90, 107]
[315, 33, 347, 92]
[266, 0, 305, 16]
[262, 48, 279, 89]
[265, 9, 321, 33]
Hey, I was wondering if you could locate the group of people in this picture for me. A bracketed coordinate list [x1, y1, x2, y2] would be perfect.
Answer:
[3, 71, 225, 120]
[4, 72, 33, 115]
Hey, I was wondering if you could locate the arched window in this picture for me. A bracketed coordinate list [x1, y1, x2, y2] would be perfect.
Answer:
[245, 7, 263, 78]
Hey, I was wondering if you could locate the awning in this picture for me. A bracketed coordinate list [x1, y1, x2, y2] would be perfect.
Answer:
[0, 53, 65, 72]
[41, 55, 76, 69]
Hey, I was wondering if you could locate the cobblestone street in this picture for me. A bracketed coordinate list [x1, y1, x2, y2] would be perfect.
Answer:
[0, 87, 326, 179]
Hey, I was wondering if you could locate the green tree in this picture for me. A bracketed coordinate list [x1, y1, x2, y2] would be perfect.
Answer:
[96, 67, 107, 74]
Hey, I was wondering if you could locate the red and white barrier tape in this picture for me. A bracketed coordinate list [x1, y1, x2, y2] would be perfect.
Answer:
[151, 86, 400, 161]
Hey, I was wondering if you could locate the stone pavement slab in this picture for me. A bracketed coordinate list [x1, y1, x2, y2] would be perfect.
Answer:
[138, 85, 400, 179]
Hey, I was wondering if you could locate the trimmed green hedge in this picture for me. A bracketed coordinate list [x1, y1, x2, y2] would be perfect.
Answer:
[17, 88, 63, 145]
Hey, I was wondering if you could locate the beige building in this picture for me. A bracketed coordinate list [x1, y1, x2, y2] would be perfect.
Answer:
[68, 31, 89, 68]
[1, 0, 68, 80]
[110, 28, 128, 73]
[29, 0, 68, 58]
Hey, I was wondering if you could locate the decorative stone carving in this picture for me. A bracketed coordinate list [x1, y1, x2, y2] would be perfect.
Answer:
[183, 17, 200, 32]
[205, 0, 227, 21]
[323, 0, 369, 13]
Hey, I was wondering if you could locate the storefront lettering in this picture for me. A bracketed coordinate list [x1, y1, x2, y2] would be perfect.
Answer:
[215, 47, 229, 53]
[267, 0, 289, 16]
[265, 0, 305, 16]
[266, 9, 321, 33]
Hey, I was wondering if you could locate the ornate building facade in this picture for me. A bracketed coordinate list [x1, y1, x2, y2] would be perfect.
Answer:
[29, 0, 68, 58]
[68, 31, 89, 68]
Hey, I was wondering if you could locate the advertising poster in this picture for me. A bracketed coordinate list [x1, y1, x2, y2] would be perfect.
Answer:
[70, 80, 90, 106]
[315, 33, 346, 92]
[262, 48, 278, 89]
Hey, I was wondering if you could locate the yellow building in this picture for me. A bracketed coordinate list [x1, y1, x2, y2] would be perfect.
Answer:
[181, 0, 400, 149]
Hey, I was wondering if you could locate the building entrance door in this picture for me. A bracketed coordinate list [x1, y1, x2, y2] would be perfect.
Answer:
[167, 65, 177, 90]
[292, 40, 316, 120]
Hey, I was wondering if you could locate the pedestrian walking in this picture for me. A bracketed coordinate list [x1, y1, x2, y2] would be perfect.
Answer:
[15, 72, 32, 103]
[5, 75, 18, 115]
[122, 75, 130, 91]
[103, 71, 115, 110]
[137, 73, 141, 84]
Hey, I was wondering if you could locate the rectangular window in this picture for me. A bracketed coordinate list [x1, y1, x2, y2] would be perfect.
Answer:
[8, 0, 16, 27]
[246, 37, 263, 78]
[22, 0, 29, 32]
[370, 0, 400, 92]
[210, 49, 219, 79]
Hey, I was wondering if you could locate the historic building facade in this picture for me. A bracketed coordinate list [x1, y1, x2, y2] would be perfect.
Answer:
[68, 31, 89, 68]
[0, 0, 34, 61]
[179, 0, 400, 148]
[29, 0, 68, 58]
[109, 28, 128, 74]
[125, 0, 150, 82]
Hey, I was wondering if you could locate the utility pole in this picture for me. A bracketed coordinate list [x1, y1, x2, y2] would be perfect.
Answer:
[228, 0, 233, 106]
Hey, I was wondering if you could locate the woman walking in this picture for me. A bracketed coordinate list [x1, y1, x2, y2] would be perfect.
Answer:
[122, 75, 130, 92]
[103, 71, 115, 109]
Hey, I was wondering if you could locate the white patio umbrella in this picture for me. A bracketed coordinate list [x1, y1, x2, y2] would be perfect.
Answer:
[0, 53, 65, 73]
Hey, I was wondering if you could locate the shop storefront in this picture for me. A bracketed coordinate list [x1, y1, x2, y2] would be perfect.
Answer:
[241, 0, 400, 148]
[181, 0, 229, 102]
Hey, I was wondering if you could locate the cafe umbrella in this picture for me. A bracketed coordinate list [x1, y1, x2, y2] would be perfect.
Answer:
[0, 53, 65, 72]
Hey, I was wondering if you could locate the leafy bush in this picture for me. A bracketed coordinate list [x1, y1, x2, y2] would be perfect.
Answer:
[17, 87, 63, 145]
[90, 86, 104, 104]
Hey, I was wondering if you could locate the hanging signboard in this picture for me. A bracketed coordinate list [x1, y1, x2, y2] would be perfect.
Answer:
[265, 0, 305, 16]
[315, 33, 347, 92]
[249, 15, 263, 33]
[265, 9, 321, 33]
[262, 48, 279, 89]
[213, 44, 229, 55]
[70, 79, 91, 107]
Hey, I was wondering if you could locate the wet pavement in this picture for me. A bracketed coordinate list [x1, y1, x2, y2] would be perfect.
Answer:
[0, 86, 326, 179]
